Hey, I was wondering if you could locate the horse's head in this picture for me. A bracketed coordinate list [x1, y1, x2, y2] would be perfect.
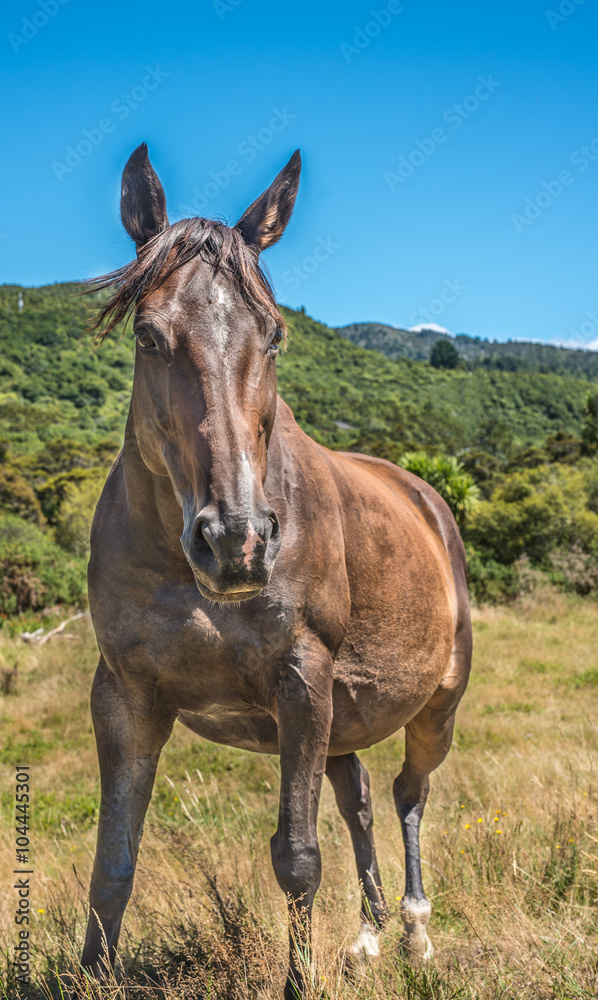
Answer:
[93, 143, 301, 603]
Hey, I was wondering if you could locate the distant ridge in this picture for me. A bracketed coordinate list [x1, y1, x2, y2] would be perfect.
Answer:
[335, 321, 598, 378]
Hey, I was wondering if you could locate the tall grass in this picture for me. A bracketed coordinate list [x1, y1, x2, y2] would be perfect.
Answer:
[0, 590, 597, 998]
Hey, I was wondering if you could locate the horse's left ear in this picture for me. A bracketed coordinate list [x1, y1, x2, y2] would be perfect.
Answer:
[235, 150, 301, 252]
[121, 143, 169, 250]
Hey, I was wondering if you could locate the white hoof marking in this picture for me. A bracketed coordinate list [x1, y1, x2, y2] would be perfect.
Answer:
[400, 896, 434, 966]
[347, 921, 380, 959]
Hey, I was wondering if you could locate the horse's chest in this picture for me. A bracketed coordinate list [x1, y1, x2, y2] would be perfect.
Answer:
[97, 591, 291, 716]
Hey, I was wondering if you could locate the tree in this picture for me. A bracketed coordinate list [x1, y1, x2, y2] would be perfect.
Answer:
[0, 468, 45, 525]
[429, 338, 460, 369]
[54, 472, 106, 558]
[400, 452, 480, 528]
[581, 391, 598, 455]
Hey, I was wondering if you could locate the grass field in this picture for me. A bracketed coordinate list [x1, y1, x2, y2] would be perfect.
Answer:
[0, 590, 597, 999]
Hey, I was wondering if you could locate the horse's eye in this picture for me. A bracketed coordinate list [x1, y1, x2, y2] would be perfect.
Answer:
[269, 329, 283, 355]
[136, 331, 157, 351]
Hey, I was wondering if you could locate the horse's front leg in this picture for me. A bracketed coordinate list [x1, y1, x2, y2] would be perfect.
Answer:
[81, 656, 175, 978]
[270, 639, 333, 1000]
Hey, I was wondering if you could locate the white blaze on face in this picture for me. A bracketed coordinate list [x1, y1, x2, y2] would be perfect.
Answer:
[238, 451, 255, 505]
[214, 283, 228, 305]
[210, 281, 234, 380]
[238, 452, 260, 567]
[242, 519, 261, 569]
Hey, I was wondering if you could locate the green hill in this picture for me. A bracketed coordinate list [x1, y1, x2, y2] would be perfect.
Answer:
[336, 320, 598, 378]
[278, 313, 590, 455]
[2, 283, 594, 465]
[1, 282, 598, 614]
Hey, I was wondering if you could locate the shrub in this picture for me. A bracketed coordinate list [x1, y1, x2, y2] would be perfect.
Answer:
[548, 544, 598, 595]
[0, 514, 87, 613]
[466, 464, 598, 566]
[0, 467, 45, 524]
[54, 472, 105, 558]
[400, 452, 481, 528]
[37, 466, 108, 524]
[581, 390, 598, 454]
[465, 544, 519, 604]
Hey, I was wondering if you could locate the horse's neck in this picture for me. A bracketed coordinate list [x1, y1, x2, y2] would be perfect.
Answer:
[121, 414, 185, 549]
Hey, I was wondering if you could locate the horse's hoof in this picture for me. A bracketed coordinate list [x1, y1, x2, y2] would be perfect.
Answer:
[347, 921, 381, 959]
[342, 920, 381, 979]
[399, 931, 434, 967]
[399, 896, 434, 967]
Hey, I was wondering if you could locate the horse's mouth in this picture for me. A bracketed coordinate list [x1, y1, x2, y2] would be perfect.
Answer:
[195, 580, 264, 604]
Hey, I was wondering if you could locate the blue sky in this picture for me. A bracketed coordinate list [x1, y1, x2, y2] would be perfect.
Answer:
[2, 0, 597, 345]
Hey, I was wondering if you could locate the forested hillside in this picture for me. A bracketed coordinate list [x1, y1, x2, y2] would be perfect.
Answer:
[2, 282, 598, 616]
[337, 320, 598, 377]
[2, 284, 593, 461]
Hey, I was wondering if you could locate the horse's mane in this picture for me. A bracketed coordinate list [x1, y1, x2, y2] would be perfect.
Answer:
[85, 218, 285, 344]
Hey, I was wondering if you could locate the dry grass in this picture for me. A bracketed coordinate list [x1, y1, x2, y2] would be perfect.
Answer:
[0, 589, 597, 999]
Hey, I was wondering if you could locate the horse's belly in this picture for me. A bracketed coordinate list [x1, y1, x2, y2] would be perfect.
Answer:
[327, 614, 455, 754]
[178, 707, 280, 754]
[327, 675, 430, 755]
[177, 653, 443, 759]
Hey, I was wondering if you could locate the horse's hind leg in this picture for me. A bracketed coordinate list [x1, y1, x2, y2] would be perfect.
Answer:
[326, 753, 388, 959]
[393, 659, 470, 966]
[81, 657, 175, 978]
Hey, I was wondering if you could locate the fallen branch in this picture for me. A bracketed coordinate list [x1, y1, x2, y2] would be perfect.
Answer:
[20, 612, 90, 645]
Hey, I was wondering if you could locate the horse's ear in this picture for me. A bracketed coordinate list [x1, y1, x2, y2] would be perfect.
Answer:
[121, 143, 169, 250]
[235, 150, 301, 252]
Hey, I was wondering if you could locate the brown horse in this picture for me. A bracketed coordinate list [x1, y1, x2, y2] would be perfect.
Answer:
[81, 143, 472, 999]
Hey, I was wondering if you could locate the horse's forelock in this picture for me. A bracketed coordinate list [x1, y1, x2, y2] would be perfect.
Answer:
[84, 218, 286, 344]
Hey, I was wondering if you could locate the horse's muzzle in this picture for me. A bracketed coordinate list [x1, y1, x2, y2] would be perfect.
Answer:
[182, 508, 281, 602]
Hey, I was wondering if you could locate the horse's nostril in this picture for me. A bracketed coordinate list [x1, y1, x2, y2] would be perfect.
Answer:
[267, 511, 280, 544]
[192, 519, 213, 554]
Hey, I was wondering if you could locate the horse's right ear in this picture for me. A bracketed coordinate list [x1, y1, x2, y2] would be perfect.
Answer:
[121, 143, 169, 250]
[235, 150, 301, 252]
